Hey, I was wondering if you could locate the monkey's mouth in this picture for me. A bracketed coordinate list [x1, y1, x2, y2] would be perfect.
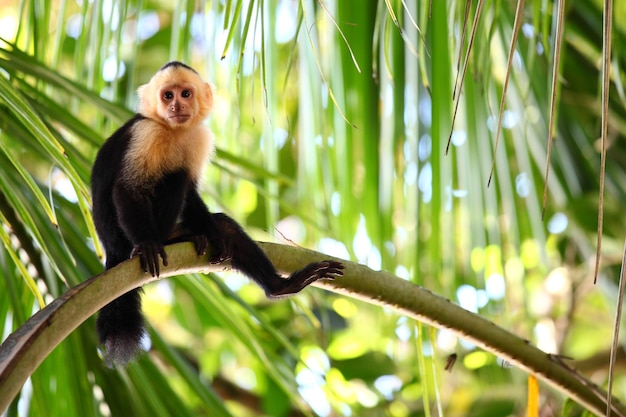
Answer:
[168, 114, 191, 123]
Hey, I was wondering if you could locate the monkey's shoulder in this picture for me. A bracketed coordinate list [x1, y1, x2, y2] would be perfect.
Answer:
[91, 115, 146, 193]
[94, 114, 146, 163]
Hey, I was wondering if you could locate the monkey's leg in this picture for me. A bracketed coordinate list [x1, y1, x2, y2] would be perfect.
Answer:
[212, 213, 344, 298]
[175, 187, 226, 262]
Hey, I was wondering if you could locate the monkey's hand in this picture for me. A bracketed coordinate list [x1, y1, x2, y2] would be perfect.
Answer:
[131, 242, 168, 277]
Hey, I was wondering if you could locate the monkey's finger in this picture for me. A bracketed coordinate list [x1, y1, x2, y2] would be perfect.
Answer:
[310, 261, 344, 280]
[131, 247, 149, 274]
[147, 252, 159, 277]
[320, 261, 345, 270]
[323, 270, 343, 279]
[141, 257, 149, 274]
[136, 248, 154, 276]
[160, 247, 168, 267]
[323, 261, 345, 277]
[295, 262, 335, 282]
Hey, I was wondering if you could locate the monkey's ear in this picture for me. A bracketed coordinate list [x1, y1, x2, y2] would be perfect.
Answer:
[136, 84, 148, 114]
[199, 82, 213, 117]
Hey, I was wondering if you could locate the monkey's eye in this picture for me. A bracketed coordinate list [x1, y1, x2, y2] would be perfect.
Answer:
[181, 90, 191, 98]
[163, 91, 174, 100]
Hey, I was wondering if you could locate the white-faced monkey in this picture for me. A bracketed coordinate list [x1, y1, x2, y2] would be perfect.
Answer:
[91, 61, 344, 367]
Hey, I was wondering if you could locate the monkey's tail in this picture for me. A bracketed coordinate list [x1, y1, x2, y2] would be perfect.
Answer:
[96, 289, 146, 368]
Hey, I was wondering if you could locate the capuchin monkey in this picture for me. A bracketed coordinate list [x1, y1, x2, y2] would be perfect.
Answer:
[91, 61, 344, 367]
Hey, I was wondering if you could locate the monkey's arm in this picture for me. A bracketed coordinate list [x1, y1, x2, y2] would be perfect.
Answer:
[113, 175, 191, 276]
[112, 183, 166, 276]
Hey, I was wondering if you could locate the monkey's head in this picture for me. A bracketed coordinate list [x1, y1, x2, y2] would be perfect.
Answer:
[137, 62, 213, 129]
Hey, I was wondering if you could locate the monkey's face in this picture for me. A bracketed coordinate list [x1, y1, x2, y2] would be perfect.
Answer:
[158, 84, 198, 127]
[138, 66, 213, 128]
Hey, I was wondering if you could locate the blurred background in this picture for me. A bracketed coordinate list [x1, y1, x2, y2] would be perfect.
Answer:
[1, 0, 626, 416]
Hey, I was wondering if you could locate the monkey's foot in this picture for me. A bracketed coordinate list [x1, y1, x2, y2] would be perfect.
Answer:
[268, 260, 345, 298]
[208, 237, 232, 264]
[180, 234, 228, 264]
[209, 252, 230, 264]
[188, 234, 209, 256]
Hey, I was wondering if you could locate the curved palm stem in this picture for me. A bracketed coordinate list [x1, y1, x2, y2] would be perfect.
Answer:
[1, 242, 624, 416]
